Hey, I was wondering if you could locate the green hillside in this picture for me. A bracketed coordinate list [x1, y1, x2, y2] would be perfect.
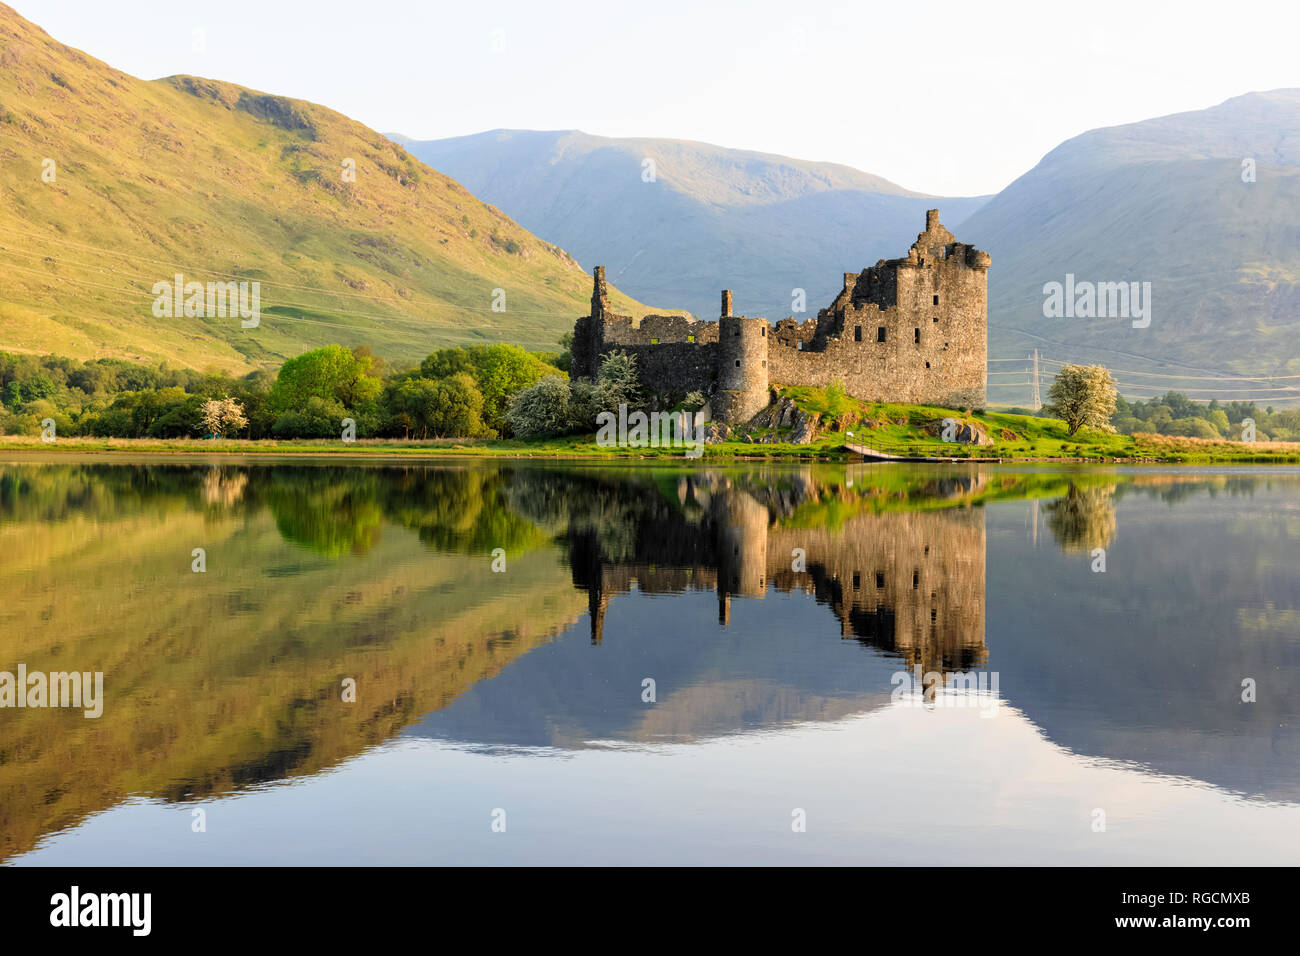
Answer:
[0, 4, 656, 374]
[396, 129, 988, 321]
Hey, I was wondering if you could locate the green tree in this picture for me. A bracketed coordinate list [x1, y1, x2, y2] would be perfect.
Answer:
[468, 344, 564, 433]
[428, 373, 487, 438]
[271, 396, 348, 438]
[12, 374, 57, 404]
[268, 345, 381, 413]
[1042, 364, 1119, 436]
[417, 344, 561, 433]
[420, 347, 474, 381]
[1162, 417, 1219, 439]
[132, 387, 186, 436]
[385, 376, 486, 439]
[553, 331, 574, 374]
[147, 395, 205, 438]
[386, 378, 440, 439]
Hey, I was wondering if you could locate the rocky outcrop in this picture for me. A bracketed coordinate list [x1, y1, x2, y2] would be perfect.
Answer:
[717, 396, 820, 444]
[702, 422, 732, 443]
[923, 418, 994, 446]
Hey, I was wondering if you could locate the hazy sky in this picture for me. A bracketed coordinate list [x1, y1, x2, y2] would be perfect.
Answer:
[14, 0, 1300, 195]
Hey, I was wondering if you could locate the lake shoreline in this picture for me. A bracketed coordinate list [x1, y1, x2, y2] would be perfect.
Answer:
[0, 436, 1291, 465]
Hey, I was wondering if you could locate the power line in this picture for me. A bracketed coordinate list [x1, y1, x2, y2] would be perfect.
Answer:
[1108, 381, 1300, 394]
[1038, 356, 1300, 382]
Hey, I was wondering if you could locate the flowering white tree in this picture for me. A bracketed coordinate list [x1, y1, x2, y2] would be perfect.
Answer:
[1042, 365, 1117, 436]
[200, 398, 248, 438]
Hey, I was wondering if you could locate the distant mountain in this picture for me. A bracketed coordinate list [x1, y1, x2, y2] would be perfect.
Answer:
[959, 90, 1300, 405]
[0, 4, 655, 372]
[395, 129, 989, 322]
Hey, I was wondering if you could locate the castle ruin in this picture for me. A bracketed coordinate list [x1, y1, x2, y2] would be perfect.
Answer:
[571, 210, 990, 421]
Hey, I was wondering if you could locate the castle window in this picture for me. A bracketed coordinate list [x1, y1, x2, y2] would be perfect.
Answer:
[875, 572, 885, 589]
[934, 295, 939, 305]
[761, 360, 766, 368]
[761, 326, 766, 337]
[796, 341, 803, 351]
[925, 362, 931, 369]
[852, 572, 860, 590]
[914, 328, 920, 344]
[933, 316, 939, 322]
[854, 326, 862, 342]
[913, 571, 919, 589]
[734, 360, 741, 367]
[931, 609, 938, 623]
[877, 327, 886, 342]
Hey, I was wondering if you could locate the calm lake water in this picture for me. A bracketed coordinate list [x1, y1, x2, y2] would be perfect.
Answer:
[2, 457, 1298, 865]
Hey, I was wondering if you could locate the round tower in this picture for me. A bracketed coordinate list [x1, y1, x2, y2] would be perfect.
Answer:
[715, 314, 770, 424]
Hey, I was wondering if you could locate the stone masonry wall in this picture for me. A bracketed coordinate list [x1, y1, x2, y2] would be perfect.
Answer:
[765, 212, 988, 408]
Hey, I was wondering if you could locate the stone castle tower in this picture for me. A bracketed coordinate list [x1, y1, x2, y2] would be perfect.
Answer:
[714, 287, 771, 423]
[571, 210, 989, 422]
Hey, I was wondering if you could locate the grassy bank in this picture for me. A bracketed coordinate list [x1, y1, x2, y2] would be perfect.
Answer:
[3, 394, 1299, 463]
[7, 416, 1300, 465]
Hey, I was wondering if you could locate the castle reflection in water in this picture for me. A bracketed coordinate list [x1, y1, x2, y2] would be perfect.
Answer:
[564, 467, 987, 673]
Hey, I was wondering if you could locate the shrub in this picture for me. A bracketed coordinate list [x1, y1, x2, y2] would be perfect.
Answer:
[823, 379, 854, 419]
[568, 379, 610, 434]
[271, 396, 347, 439]
[147, 396, 205, 438]
[506, 376, 571, 439]
[681, 390, 706, 411]
[596, 350, 644, 410]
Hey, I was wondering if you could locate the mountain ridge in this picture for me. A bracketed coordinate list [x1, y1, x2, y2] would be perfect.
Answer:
[397, 128, 990, 322]
[960, 88, 1300, 402]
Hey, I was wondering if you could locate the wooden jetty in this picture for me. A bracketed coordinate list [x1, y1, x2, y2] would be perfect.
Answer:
[840, 442, 1002, 464]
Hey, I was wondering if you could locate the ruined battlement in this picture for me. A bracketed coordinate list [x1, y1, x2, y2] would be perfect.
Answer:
[571, 210, 989, 421]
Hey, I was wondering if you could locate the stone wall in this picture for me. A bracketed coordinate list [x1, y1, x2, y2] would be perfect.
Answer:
[611, 341, 717, 398]
[764, 212, 989, 409]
